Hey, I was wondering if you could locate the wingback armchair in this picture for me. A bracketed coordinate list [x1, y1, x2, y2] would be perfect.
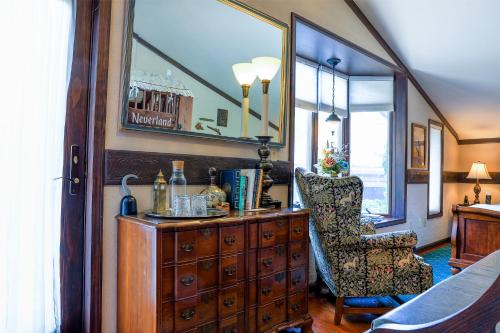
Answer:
[295, 168, 433, 325]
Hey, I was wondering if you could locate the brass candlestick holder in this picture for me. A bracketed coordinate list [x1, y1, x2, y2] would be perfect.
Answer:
[255, 135, 281, 208]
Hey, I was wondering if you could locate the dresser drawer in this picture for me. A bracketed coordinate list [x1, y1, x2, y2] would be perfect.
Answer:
[219, 312, 244, 333]
[197, 321, 217, 333]
[258, 271, 286, 305]
[161, 301, 174, 333]
[220, 225, 245, 254]
[197, 227, 217, 258]
[198, 258, 218, 290]
[288, 267, 306, 292]
[175, 263, 197, 299]
[219, 284, 244, 318]
[174, 297, 197, 332]
[197, 290, 218, 324]
[161, 267, 175, 301]
[161, 232, 175, 265]
[259, 219, 288, 247]
[258, 244, 287, 275]
[288, 241, 307, 268]
[176, 231, 197, 262]
[288, 291, 306, 321]
[290, 218, 307, 241]
[257, 298, 286, 332]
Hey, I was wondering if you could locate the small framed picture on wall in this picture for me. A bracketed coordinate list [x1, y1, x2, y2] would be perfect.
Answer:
[411, 123, 427, 169]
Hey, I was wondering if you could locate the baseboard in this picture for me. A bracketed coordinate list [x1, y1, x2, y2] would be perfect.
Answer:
[416, 237, 451, 254]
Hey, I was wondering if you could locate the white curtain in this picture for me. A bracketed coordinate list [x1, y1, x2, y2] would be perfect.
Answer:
[0, 1, 75, 332]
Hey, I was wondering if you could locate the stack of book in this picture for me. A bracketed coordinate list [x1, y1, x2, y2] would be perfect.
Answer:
[219, 169, 264, 210]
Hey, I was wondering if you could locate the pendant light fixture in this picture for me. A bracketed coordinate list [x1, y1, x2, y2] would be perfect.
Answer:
[325, 57, 341, 123]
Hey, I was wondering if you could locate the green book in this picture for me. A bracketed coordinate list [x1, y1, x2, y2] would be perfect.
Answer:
[238, 175, 247, 211]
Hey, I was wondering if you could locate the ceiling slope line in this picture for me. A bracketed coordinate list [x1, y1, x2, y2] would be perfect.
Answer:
[458, 137, 500, 145]
[344, 0, 460, 142]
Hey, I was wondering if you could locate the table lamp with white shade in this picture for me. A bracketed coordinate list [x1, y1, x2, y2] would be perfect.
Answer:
[251, 56, 281, 137]
[466, 161, 492, 204]
[232, 63, 257, 138]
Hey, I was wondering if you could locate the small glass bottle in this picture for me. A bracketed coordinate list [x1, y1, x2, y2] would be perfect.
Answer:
[169, 160, 187, 211]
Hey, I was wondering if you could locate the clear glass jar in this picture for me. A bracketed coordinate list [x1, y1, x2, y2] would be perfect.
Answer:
[169, 160, 187, 210]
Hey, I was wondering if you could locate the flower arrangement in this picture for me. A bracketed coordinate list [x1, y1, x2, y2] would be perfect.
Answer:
[315, 143, 349, 177]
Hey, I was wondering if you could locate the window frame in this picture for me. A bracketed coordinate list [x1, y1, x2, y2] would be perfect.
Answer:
[427, 119, 444, 219]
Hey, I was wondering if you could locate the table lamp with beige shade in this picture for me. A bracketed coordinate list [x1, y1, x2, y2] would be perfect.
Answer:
[466, 161, 492, 204]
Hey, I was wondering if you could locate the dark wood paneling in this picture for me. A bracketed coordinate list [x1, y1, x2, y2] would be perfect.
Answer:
[84, 0, 111, 332]
[104, 149, 291, 186]
[133, 33, 279, 132]
[458, 137, 500, 145]
[407, 169, 429, 184]
[344, 0, 460, 142]
[443, 171, 500, 184]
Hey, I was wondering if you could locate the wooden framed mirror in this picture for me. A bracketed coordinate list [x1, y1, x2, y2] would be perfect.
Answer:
[120, 0, 289, 146]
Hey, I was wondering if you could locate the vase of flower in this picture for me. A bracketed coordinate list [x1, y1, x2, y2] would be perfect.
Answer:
[315, 144, 349, 177]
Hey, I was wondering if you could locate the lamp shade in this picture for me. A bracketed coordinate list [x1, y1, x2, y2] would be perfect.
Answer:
[466, 162, 492, 180]
[232, 63, 257, 86]
[251, 57, 281, 81]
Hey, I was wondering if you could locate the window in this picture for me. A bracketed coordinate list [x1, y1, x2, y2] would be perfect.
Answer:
[349, 77, 394, 215]
[428, 120, 444, 217]
[293, 59, 406, 222]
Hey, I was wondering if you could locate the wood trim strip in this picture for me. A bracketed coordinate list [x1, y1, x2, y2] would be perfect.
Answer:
[407, 169, 429, 184]
[458, 137, 500, 145]
[132, 33, 280, 132]
[343, 0, 460, 142]
[84, 0, 111, 332]
[104, 149, 291, 186]
[408, 170, 500, 184]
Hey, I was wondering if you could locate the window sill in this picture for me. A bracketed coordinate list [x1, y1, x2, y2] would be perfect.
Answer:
[374, 217, 406, 229]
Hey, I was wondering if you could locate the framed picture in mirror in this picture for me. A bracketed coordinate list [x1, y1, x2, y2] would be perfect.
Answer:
[120, 0, 289, 146]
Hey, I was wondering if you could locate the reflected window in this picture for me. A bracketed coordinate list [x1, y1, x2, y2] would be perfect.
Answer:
[428, 120, 443, 217]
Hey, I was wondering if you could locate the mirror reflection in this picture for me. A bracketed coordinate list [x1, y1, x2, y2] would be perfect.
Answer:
[122, 0, 288, 144]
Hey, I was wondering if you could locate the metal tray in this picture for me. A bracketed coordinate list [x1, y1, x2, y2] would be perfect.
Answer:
[144, 208, 229, 220]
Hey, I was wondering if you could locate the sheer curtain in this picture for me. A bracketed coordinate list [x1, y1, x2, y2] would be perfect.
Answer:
[0, 1, 75, 332]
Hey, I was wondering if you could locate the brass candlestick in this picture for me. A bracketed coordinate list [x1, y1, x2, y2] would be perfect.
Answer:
[255, 135, 281, 208]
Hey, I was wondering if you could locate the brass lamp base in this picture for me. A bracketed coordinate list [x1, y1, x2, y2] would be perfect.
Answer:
[473, 181, 481, 204]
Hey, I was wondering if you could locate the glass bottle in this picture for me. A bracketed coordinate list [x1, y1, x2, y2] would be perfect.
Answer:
[169, 160, 187, 211]
[200, 167, 227, 208]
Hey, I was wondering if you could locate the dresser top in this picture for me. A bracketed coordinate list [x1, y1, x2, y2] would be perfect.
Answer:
[117, 208, 309, 230]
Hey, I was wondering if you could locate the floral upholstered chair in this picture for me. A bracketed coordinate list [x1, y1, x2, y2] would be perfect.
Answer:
[295, 168, 433, 325]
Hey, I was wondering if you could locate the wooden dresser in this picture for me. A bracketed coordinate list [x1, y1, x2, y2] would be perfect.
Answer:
[117, 209, 312, 333]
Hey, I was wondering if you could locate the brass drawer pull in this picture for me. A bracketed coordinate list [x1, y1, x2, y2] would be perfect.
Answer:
[223, 296, 235, 308]
[293, 226, 303, 235]
[262, 287, 272, 296]
[181, 308, 195, 320]
[224, 265, 237, 276]
[292, 252, 301, 260]
[262, 258, 273, 267]
[180, 241, 195, 252]
[291, 303, 301, 312]
[223, 327, 236, 333]
[262, 313, 272, 323]
[200, 228, 212, 238]
[181, 275, 195, 286]
[224, 235, 236, 246]
[292, 276, 302, 286]
[263, 231, 274, 240]
[201, 260, 214, 270]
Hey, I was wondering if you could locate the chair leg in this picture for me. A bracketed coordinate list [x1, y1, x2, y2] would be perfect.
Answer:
[334, 296, 344, 325]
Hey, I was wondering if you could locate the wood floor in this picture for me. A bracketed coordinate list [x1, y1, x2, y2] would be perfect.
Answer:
[308, 295, 374, 333]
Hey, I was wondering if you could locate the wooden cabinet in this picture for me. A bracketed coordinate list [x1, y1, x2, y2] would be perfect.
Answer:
[117, 209, 312, 333]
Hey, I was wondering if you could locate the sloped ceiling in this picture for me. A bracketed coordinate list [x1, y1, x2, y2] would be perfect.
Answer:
[354, 0, 500, 140]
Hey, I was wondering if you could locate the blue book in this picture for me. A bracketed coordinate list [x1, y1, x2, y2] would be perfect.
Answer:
[219, 169, 241, 209]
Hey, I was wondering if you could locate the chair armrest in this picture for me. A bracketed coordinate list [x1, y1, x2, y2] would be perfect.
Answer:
[361, 230, 417, 249]
[360, 217, 376, 235]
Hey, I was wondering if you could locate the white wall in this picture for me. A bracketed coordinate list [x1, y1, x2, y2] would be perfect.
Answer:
[102, 0, 462, 331]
